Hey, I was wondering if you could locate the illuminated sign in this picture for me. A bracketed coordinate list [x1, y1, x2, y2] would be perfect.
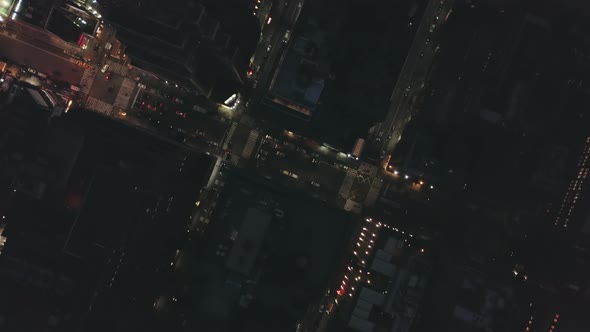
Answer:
[77, 33, 90, 49]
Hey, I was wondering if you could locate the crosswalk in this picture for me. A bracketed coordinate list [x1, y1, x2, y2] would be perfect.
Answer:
[80, 68, 97, 94]
[338, 169, 357, 198]
[364, 178, 383, 207]
[223, 121, 238, 150]
[241, 130, 259, 159]
[358, 162, 378, 177]
[114, 78, 136, 109]
[85, 96, 113, 115]
[106, 60, 129, 76]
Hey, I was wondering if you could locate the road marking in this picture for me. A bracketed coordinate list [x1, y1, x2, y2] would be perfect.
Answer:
[106, 60, 129, 76]
[114, 78, 136, 109]
[80, 68, 97, 94]
[0, 32, 78, 65]
[364, 178, 383, 207]
[338, 169, 356, 198]
[85, 96, 113, 115]
[241, 130, 260, 159]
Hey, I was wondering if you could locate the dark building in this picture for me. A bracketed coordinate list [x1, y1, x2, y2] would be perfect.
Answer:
[0, 79, 215, 331]
[259, 0, 430, 151]
[185, 169, 357, 331]
[101, 0, 260, 101]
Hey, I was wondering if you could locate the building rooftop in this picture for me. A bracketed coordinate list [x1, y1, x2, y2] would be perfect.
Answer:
[268, 33, 328, 119]
[0, 106, 215, 331]
[226, 208, 272, 276]
[191, 170, 357, 331]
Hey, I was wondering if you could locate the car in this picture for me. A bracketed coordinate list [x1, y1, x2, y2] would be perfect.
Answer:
[138, 83, 147, 89]
[105, 72, 113, 80]
[101, 64, 109, 73]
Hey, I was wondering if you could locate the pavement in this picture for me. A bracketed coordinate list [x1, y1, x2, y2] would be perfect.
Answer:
[250, 0, 304, 101]
[0, 32, 84, 84]
[370, 0, 453, 157]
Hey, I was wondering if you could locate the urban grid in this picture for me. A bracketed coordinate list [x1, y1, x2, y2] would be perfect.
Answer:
[0, 0, 589, 331]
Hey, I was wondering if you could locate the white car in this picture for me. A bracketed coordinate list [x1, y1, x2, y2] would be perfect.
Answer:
[101, 64, 109, 73]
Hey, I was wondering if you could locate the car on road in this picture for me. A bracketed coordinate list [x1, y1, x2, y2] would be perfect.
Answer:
[105, 72, 113, 80]
[101, 64, 109, 73]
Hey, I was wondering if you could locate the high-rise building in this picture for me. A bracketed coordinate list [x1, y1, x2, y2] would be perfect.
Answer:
[0, 79, 216, 330]
[554, 137, 590, 231]
[101, 0, 260, 101]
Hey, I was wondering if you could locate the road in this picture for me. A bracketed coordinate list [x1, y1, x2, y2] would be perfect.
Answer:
[298, 217, 383, 332]
[251, 0, 304, 101]
[0, 32, 84, 84]
[253, 136, 346, 195]
[370, 0, 453, 157]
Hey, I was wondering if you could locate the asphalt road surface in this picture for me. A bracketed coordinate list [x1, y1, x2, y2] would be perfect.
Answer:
[129, 89, 229, 144]
[254, 138, 346, 195]
[90, 71, 125, 104]
[0, 33, 84, 84]
[253, 0, 304, 99]
[373, 0, 452, 156]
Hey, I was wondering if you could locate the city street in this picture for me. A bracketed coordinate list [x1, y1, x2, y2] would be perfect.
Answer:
[250, 0, 304, 100]
[371, 0, 452, 157]
[90, 70, 126, 104]
[0, 32, 84, 84]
